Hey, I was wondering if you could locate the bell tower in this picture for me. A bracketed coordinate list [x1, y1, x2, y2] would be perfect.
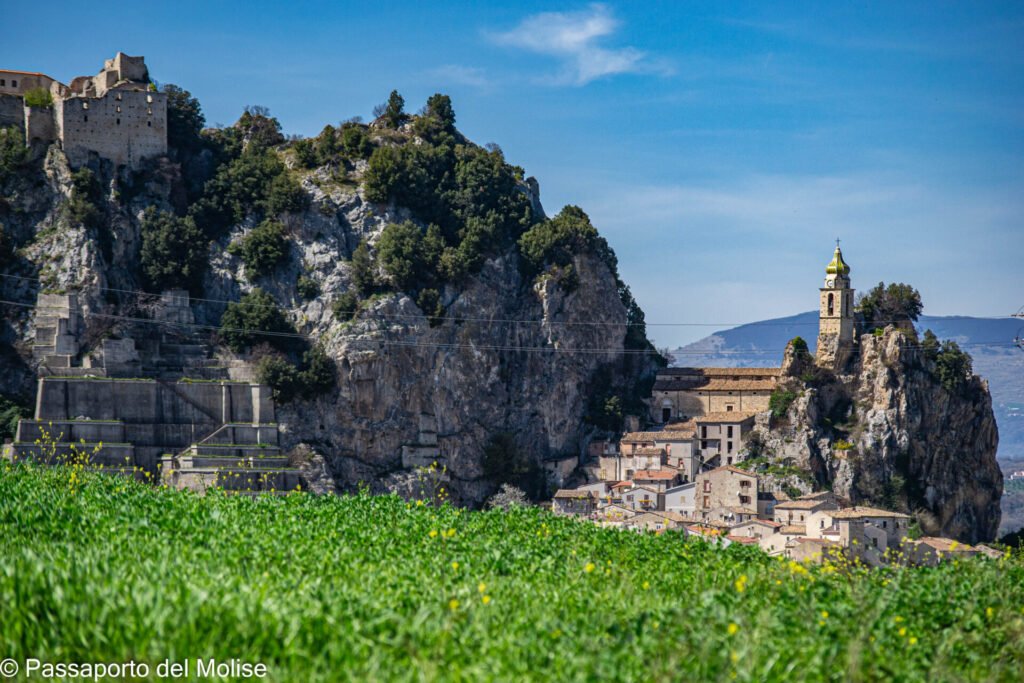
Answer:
[816, 241, 855, 369]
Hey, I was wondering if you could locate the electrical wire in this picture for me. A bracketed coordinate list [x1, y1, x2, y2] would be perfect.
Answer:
[2, 297, 1017, 357]
[1, 272, 1015, 331]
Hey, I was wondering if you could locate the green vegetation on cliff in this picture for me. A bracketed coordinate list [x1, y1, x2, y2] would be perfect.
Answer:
[0, 465, 1021, 682]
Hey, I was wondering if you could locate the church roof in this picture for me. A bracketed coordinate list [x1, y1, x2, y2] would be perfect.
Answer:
[825, 245, 851, 276]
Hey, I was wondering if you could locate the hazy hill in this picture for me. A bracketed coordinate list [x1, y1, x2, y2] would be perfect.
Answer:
[672, 312, 1024, 461]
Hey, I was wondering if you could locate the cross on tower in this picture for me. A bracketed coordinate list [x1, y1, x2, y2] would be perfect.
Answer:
[836, 238, 841, 248]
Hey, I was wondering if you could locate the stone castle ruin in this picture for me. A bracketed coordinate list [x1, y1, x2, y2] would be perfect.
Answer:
[0, 52, 167, 168]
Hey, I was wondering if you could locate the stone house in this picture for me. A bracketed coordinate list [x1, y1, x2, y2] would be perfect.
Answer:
[695, 465, 758, 515]
[729, 519, 783, 539]
[649, 367, 779, 424]
[705, 505, 758, 525]
[628, 511, 688, 533]
[632, 469, 678, 493]
[654, 424, 700, 482]
[757, 525, 808, 556]
[595, 504, 637, 524]
[621, 485, 660, 512]
[903, 537, 980, 567]
[552, 489, 600, 516]
[773, 495, 839, 526]
[662, 482, 696, 514]
[790, 538, 842, 563]
[694, 411, 757, 467]
[599, 442, 664, 481]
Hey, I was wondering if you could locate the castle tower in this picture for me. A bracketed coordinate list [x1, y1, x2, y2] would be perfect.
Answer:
[816, 242, 855, 369]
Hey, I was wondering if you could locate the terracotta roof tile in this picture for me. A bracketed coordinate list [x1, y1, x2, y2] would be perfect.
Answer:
[620, 432, 664, 443]
[698, 379, 777, 392]
[693, 411, 759, 423]
[705, 465, 757, 477]
[776, 499, 833, 510]
[553, 489, 599, 499]
[829, 506, 911, 520]
[633, 470, 677, 480]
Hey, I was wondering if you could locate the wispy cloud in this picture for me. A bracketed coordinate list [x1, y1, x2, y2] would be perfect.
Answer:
[424, 64, 490, 88]
[488, 4, 667, 85]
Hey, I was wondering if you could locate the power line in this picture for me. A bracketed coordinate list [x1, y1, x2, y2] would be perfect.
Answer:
[1, 272, 1015, 331]
[1, 297, 1017, 357]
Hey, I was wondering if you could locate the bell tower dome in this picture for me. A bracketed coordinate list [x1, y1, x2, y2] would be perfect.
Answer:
[816, 241, 855, 369]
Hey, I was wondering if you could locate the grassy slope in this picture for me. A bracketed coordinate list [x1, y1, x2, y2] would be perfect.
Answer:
[0, 465, 1022, 682]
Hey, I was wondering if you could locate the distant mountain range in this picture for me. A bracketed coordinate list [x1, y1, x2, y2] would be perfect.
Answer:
[670, 312, 1024, 461]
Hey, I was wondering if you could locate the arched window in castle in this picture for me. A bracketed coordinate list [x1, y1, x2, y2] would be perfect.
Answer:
[116, 118, 121, 125]
[116, 106, 121, 113]
[146, 94, 153, 104]
[116, 93, 122, 101]
[827, 293, 834, 316]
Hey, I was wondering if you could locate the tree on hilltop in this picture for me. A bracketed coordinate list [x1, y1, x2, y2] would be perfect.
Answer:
[857, 282, 923, 331]
[374, 90, 407, 129]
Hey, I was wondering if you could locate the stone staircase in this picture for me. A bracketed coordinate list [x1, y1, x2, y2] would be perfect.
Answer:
[159, 422, 304, 494]
[6, 289, 306, 495]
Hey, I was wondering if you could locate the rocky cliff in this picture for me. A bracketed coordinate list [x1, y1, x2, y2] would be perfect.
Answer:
[0, 103, 659, 505]
[755, 329, 1002, 542]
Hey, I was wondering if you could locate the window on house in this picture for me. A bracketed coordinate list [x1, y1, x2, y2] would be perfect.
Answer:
[703, 496, 710, 508]
[882, 520, 887, 529]
[872, 537, 878, 548]
[740, 480, 751, 488]
[800, 515, 805, 522]
[740, 495, 750, 504]
[727, 442, 733, 453]
[727, 426, 734, 438]
[727, 457, 732, 465]
[726, 405, 733, 411]
[0, 79, 5, 86]
[703, 481, 711, 492]
[11, 80, 16, 87]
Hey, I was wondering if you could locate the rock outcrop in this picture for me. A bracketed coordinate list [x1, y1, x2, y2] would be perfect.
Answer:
[0, 125, 658, 506]
[756, 329, 1001, 542]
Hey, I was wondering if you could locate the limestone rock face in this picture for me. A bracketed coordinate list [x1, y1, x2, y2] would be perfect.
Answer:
[757, 329, 1002, 543]
[1, 145, 654, 506]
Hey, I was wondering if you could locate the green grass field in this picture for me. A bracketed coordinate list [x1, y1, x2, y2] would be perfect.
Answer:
[0, 463, 1022, 682]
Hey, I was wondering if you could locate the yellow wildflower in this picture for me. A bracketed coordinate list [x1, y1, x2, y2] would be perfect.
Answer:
[445, 528, 456, 538]
[478, 582, 487, 593]
[735, 575, 747, 593]
[899, 627, 907, 637]
[451, 561, 459, 571]
[909, 636, 918, 645]
[584, 562, 595, 573]
[429, 529, 438, 539]
[986, 607, 994, 619]
[821, 610, 829, 619]
[727, 623, 739, 636]
[449, 599, 459, 611]
[482, 595, 491, 605]
[642, 581, 650, 590]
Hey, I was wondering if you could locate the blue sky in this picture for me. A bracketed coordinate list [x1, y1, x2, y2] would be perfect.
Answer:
[3, 1, 1022, 347]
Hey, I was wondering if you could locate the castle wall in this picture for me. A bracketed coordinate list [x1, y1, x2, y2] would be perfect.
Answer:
[56, 88, 166, 168]
[24, 105, 55, 144]
[0, 94, 23, 130]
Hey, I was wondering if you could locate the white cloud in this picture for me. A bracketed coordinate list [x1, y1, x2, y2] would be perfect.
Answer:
[489, 4, 663, 85]
[425, 64, 490, 88]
